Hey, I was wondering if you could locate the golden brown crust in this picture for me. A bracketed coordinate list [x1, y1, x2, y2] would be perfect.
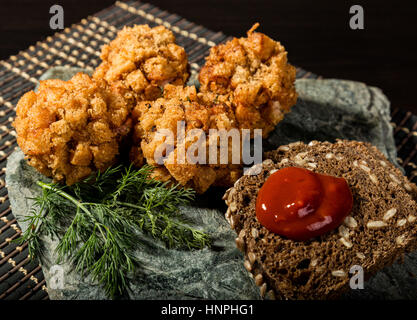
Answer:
[15, 23, 298, 194]
[199, 23, 297, 137]
[13, 73, 132, 185]
[93, 24, 189, 106]
[130, 84, 242, 193]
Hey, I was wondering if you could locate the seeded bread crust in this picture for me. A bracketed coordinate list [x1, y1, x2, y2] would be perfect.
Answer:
[224, 140, 417, 300]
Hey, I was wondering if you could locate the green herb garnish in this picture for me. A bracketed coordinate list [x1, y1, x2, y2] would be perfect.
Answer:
[18, 165, 210, 298]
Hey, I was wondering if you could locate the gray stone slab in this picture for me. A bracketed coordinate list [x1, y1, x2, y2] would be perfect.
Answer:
[6, 67, 415, 299]
[267, 79, 398, 166]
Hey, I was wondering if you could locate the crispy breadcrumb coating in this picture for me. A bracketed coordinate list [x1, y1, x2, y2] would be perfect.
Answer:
[13, 73, 132, 185]
[130, 85, 242, 193]
[14, 23, 297, 194]
[199, 23, 297, 137]
[93, 24, 189, 106]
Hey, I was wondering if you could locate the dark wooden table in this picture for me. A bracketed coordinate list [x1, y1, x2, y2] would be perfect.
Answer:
[0, 0, 416, 113]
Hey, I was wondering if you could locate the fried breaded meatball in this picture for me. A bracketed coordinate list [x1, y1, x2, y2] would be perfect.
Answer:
[199, 23, 297, 137]
[14, 73, 132, 185]
[130, 84, 243, 193]
[93, 24, 189, 106]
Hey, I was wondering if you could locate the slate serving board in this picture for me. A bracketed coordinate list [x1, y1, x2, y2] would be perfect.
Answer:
[5, 67, 417, 299]
[1, 0, 417, 300]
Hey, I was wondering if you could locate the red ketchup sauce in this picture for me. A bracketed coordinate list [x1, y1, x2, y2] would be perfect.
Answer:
[255, 167, 353, 241]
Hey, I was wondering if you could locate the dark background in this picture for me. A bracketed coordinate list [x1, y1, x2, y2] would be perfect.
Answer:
[0, 0, 416, 112]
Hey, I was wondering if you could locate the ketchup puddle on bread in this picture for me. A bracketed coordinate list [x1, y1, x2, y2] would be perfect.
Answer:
[256, 167, 353, 241]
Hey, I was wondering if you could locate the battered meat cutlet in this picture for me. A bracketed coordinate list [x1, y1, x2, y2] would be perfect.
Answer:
[93, 24, 189, 107]
[13, 73, 132, 185]
[130, 84, 243, 193]
[199, 23, 297, 137]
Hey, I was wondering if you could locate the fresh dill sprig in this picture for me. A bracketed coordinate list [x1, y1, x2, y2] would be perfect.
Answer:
[17, 164, 210, 298]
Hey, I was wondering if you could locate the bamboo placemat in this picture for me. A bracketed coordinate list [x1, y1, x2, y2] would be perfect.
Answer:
[0, 0, 415, 300]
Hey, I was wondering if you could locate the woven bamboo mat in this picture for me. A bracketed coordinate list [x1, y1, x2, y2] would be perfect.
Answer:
[0, 0, 416, 300]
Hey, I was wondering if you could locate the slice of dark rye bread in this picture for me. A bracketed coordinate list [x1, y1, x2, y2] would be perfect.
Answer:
[223, 140, 417, 300]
